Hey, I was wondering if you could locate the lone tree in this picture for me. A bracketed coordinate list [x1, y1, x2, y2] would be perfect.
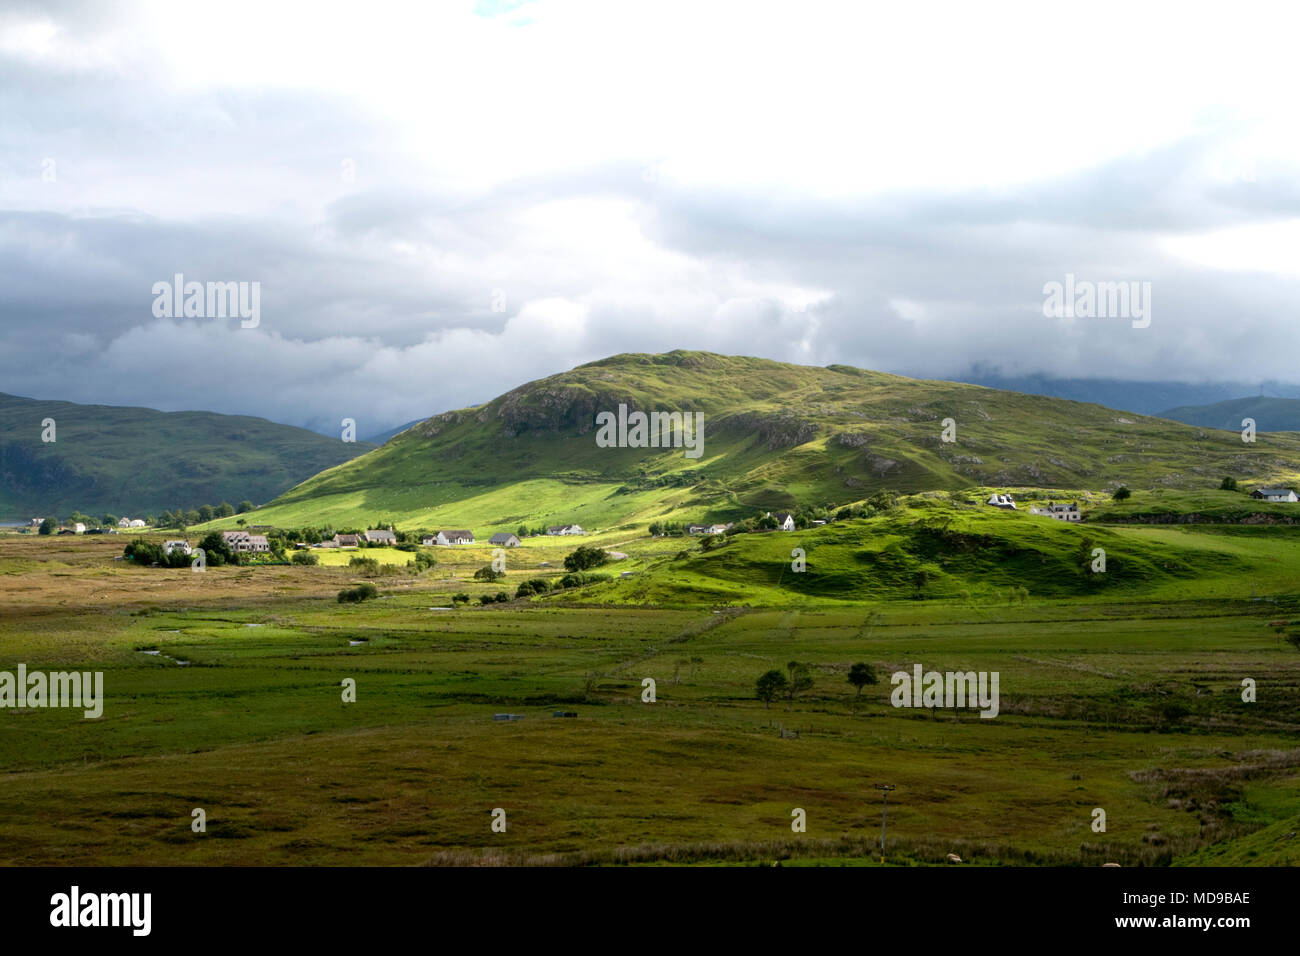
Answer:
[756, 669, 788, 709]
[38, 517, 56, 536]
[785, 660, 814, 702]
[1112, 486, 1132, 501]
[1220, 476, 1238, 491]
[847, 662, 878, 702]
[563, 545, 609, 572]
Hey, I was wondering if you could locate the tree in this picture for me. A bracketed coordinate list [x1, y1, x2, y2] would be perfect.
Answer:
[1112, 486, 1132, 501]
[847, 662, 878, 701]
[184, 510, 201, 526]
[1219, 476, 1238, 491]
[473, 565, 505, 581]
[786, 660, 814, 702]
[196, 504, 213, 523]
[38, 517, 56, 535]
[215, 502, 235, 518]
[564, 545, 609, 572]
[756, 669, 788, 709]
[101, 514, 118, 528]
[237, 500, 254, 514]
[197, 531, 234, 566]
[291, 551, 318, 566]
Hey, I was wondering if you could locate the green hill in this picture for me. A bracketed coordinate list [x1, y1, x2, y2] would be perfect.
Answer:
[223, 351, 1300, 533]
[0, 393, 374, 520]
[1159, 396, 1300, 432]
[573, 495, 1300, 606]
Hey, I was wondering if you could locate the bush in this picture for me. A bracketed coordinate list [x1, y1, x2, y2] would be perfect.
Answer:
[291, 551, 319, 566]
[559, 571, 611, 588]
[1219, 476, 1238, 491]
[515, 577, 552, 598]
[564, 545, 609, 572]
[494, 592, 509, 603]
[1112, 486, 1132, 501]
[473, 566, 505, 582]
[479, 594, 497, 605]
[451, 592, 470, 605]
[337, 583, 379, 603]
[348, 556, 380, 576]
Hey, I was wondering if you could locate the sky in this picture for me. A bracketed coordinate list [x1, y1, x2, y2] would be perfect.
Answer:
[2, 0, 1298, 435]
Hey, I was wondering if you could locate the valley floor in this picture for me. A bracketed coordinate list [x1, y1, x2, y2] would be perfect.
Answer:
[1, 532, 1298, 866]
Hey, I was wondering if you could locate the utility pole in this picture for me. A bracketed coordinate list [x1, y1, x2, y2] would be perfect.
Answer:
[874, 784, 895, 861]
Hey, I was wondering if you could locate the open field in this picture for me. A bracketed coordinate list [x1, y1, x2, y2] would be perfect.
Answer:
[2, 516, 1299, 867]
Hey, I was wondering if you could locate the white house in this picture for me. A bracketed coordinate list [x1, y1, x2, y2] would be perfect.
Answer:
[29, 517, 43, 528]
[1029, 501, 1081, 521]
[1251, 487, 1298, 502]
[707, 523, 733, 534]
[772, 512, 796, 531]
[129, 519, 146, 528]
[221, 530, 270, 554]
[986, 493, 1016, 510]
[117, 517, 131, 527]
[163, 540, 192, 556]
[546, 524, 584, 535]
[73, 522, 86, 534]
[433, 530, 475, 546]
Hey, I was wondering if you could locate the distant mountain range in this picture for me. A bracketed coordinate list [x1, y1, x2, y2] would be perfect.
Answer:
[0, 392, 375, 520]
[1156, 397, 1300, 433]
[955, 373, 1300, 417]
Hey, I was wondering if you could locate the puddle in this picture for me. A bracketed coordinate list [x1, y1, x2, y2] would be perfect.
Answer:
[138, 649, 190, 666]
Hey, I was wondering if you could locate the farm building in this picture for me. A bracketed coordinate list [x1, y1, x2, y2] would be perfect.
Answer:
[364, 529, 396, 544]
[546, 524, 584, 535]
[1029, 501, 1081, 521]
[489, 532, 521, 547]
[986, 493, 1016, 510]
[772, 512, 796, 531]
[1251, 487, 1298, 502]
[432, 530, 475, 546]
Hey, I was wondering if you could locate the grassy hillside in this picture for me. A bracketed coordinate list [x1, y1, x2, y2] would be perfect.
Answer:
[1159, 396, 1300, 433]
[0, 392, 374, 520]
[222, 351, 1300, 533]
[568, 496, 1300, 607]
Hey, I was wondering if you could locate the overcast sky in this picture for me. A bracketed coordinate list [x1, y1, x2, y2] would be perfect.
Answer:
[2, 0, 1298, 434]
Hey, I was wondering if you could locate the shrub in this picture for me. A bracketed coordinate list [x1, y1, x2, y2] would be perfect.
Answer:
[473, 566, 505, 582]
[515, 578, 552, 598]
[337, 583, 379, 603]
[348, 556, 381, 576]
[451, 592, 470, 605]
[1112, 486, 1133, 501]
[291, 551, 319, 566]
[564, 545, 609, 572]
[494, 592, 509, 603]
[479, 594, 496, 605]
[1219, 476, 1238, 491]
[559, 571, 611, 589]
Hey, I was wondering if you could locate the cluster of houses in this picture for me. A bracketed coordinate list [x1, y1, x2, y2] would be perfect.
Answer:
[304, 524, 584, 550]
[29, 517, 143, 534]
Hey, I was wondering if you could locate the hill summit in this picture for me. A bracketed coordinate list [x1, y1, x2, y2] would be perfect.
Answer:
[232, 351, 1300, 533]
